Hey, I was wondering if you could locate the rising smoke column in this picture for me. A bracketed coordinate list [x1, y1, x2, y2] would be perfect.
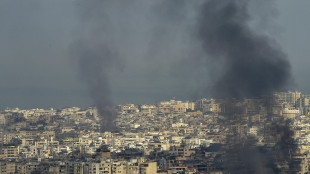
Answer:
[198, 0, 291, 98]
[71, 1, 122, 131]
[70, 0, 195, 131]
[197, 0, 296, 173]
[72, 42, 118, 131]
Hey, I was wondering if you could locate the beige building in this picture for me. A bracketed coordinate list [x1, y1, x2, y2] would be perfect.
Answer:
[0, 161, 15, 174]
[140, 105, 157, 114]
[158, 100, 195, 114]
[0, 114, 6, 125]
[0, 146, 19, 159]
[112, 161, 127, 174]
[282, 107, 300, 118]
[140, 162, 157, 174]
[274, 91, 301, 105]
[128, 163, 139, 174]
[89, 161, 112, 174]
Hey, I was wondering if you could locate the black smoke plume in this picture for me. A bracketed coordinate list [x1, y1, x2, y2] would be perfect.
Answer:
[70, 0, 298, 171]
[70, 0, 195, 131]
[198, 0, 292, 98]
[72, 42, 118, 131]
[198, 0, 297, 173]
[70, 1, 122, 131]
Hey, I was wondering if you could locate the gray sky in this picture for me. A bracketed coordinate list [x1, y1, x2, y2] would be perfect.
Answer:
[0, 0, 309, 109]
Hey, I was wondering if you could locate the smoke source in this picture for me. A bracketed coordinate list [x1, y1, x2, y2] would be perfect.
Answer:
[198, 0, 297, 173]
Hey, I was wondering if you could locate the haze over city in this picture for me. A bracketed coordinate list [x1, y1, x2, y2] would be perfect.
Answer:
[1, 1, 310, 173]
[0, 0, 309, 109]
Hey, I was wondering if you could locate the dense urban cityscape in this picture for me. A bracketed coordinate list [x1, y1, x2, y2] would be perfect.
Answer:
[0, 91, 309, 173]
[1, 0, 309, 173]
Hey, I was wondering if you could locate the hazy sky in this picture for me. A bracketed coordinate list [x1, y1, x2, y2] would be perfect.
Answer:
[0, 0, 309, 109]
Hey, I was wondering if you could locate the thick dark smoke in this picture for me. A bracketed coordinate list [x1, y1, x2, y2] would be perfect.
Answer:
[71, 1, 124, 131]
[198, 0, 292, 98]
[70, 0, 196, 131]
[71, 0, 298, 172]
[198, 1, 297, 173]
[71, 41, 118, 131]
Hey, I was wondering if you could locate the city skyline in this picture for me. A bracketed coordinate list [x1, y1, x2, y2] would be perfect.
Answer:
[0, 1, 309, 172]
[0, 91, 306, 173]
